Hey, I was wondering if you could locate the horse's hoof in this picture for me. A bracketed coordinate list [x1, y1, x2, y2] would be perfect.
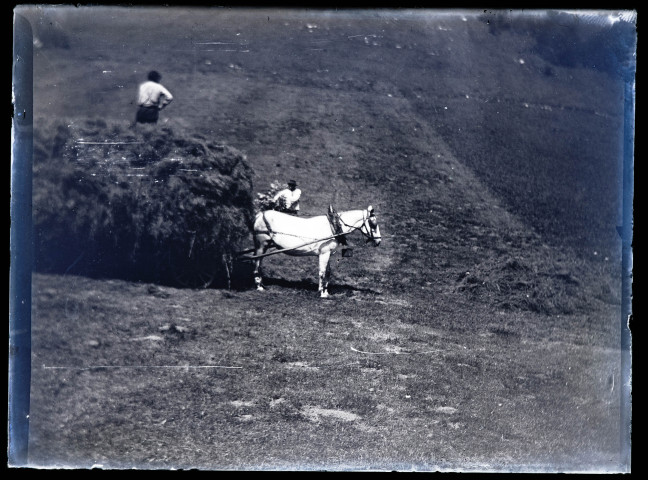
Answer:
[320, 291, 329, 298]
[256, 286, 265, 292]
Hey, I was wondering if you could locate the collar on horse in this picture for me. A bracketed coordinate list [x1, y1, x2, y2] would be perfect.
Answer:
[327, 205, 348, 245]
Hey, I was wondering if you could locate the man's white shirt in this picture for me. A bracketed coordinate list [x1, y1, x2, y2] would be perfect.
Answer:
[274, 188, 301, 211]
[137, 81, 173, 109]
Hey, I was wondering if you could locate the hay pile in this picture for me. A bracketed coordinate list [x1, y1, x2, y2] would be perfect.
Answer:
[253, 180, 285, 212]
[33, 119, 255, 287]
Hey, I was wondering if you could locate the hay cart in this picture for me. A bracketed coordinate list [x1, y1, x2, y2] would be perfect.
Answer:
[175, 214, 353, 289]
[172, 232, 231, 289]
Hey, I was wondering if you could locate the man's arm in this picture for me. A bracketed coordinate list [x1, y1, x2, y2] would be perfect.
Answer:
[289, 189, 301, 210]
[158, 86, 174, 109]
[273, 191, 283, 202]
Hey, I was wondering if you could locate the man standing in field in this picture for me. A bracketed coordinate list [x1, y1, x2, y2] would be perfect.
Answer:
[273, 179, 301, 215]
[134, 70, 173, 125]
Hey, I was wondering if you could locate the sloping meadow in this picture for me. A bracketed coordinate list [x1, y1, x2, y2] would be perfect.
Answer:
[32, 119, 255, 287]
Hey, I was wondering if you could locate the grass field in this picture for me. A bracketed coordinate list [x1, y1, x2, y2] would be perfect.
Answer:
[17, 7, 633, 472]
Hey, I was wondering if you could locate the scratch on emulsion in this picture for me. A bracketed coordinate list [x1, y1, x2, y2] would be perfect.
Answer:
[350, 346, 390, 355]
[193, 41, 239, 45]
[42, 364, 242, 371]
[347, 34, 382, 39]
[351, 346, 439, 355]
[76, 141, 142, 145]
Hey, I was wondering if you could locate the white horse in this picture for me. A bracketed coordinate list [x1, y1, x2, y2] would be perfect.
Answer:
[252, 206, 381, 297]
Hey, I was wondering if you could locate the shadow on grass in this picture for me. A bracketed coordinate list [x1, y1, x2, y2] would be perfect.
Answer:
[262, 276, 382, 296]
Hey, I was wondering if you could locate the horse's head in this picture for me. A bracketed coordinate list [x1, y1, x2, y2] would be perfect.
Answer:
[363, 205, 382, 246]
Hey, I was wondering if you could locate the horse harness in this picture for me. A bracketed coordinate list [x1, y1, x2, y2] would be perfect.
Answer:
[335, 208, 381, 244]
[327, 206, 348, 245]
[254, 211, 316, 246]
[254, 208, 379, 246]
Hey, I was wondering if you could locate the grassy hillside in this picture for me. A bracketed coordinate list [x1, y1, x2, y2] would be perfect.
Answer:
[19, 8, 632, 471]
[28, 8, 630, 254]
[24, 8, 628, 314]
[27, 272, 624, 471]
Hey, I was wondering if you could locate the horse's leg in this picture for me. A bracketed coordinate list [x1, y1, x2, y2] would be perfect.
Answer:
[253, 256, 264, 291]
[318, 251, 332, 298]
[253, 237, 270, 291]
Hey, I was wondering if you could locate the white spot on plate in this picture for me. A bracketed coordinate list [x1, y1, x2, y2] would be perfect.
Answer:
[130, 335, 163, 342]
[231, 400, 255, 408]
[302, 406, 360, 423]
[435, 406, 457, 414]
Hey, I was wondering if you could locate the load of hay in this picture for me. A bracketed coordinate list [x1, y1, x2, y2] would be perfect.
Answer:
[33, 119, 255, 288]
[253, 180, 284, 212]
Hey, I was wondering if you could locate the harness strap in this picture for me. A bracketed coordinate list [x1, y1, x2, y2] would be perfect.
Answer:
[327, 205, 348, 245]
[252, 212, 275, 239]
[256, 209, 371, 246]
[337, 209, 381, 243]
[262, 212, 274, 236]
